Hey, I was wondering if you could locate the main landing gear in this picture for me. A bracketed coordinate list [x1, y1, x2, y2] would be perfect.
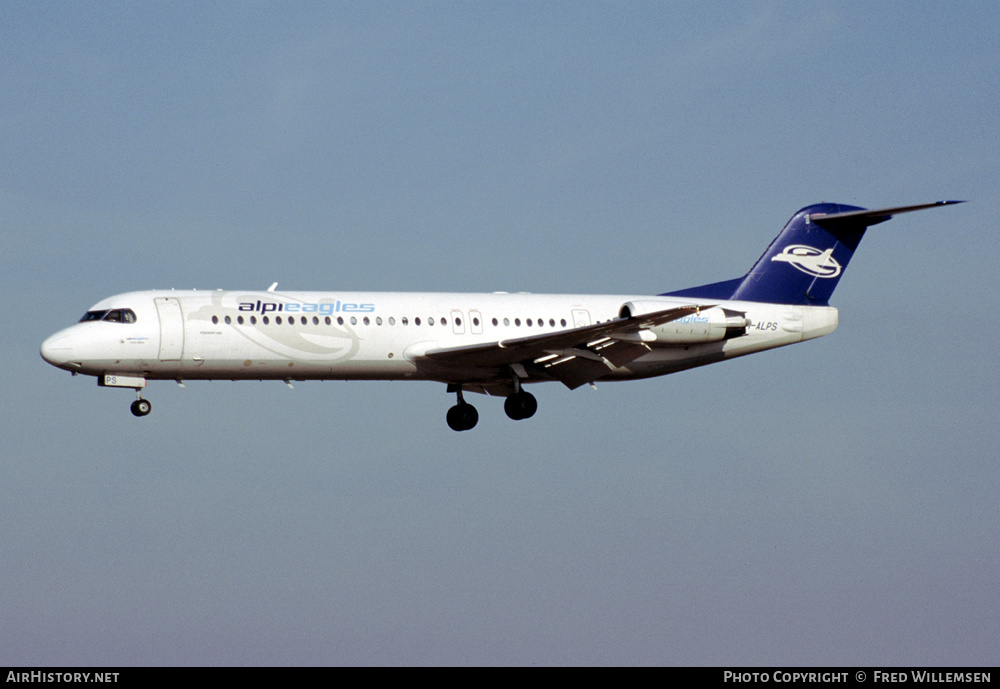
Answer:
[445, 384, 538, 431]
[503, 374, 537, 422]
[447, 388, 479, 432]
[504, 390, 537, 421]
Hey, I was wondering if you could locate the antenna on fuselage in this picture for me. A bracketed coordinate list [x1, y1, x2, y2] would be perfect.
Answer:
[267, 282, 278, 292]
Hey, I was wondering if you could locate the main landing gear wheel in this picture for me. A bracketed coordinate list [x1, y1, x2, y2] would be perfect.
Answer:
[446, 386, 478, 431]
[447, 403, 478, 432]
[130, 398, 152, 417]
[504, 391, 537, 421]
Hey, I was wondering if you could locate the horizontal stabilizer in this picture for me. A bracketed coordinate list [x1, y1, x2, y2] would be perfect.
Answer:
[809, 200, 965, 228]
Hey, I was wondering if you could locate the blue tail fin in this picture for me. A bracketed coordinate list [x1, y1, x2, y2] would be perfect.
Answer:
[663, 201, 962, 306]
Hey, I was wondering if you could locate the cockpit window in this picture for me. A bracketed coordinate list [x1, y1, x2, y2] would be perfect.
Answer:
[78, 309, 137, 323]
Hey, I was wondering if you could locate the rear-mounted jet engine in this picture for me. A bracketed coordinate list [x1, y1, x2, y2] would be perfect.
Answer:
[618, 301, 748, 344]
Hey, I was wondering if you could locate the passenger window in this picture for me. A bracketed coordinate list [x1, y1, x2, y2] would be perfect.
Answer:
[401, 317, 409, 326]
[225, 315, 232, 325]
[428, 317, 435, 326]
[250, 316, 257, 325]
[415, 317, 421, 326]
[238, 316, 244, 325]
[388, 317, 396, 326]
[212, 316, 219, 324]
[263, 316, 269, 325]
[276, 316, 283, 325]
[350, 316, 357, 325]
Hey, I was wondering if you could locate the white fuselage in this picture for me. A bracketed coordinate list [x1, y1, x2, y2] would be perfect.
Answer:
[40, 289, 838, 385]
[39, 201, 957, 428]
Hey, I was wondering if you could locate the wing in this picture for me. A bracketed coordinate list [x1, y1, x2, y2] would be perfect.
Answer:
[410, 305, 713, 391]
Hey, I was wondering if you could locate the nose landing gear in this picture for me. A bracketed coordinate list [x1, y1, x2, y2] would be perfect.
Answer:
[130, 395, 151, 417]
[98, 375, 152, 417]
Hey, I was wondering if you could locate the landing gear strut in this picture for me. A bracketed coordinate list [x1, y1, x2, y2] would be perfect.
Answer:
[446, 387, 478, 431]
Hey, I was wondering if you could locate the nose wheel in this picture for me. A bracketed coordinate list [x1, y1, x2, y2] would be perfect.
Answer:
[130, 398, 152, 417]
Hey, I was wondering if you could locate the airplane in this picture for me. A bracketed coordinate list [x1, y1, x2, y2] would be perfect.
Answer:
[40, 201, 961, 431]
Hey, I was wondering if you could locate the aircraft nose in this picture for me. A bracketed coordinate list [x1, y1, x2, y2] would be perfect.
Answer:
[40, 332, 74, 367]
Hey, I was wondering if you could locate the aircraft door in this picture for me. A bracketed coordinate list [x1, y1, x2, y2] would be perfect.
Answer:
[572, 309, 591, 327]
[154, 297, 184, 360]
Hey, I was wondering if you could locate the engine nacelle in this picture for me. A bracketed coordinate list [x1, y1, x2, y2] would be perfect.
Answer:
[618, 301, 748, 345]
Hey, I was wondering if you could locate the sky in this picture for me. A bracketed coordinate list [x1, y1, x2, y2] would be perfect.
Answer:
[3, 1, 998, 666]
